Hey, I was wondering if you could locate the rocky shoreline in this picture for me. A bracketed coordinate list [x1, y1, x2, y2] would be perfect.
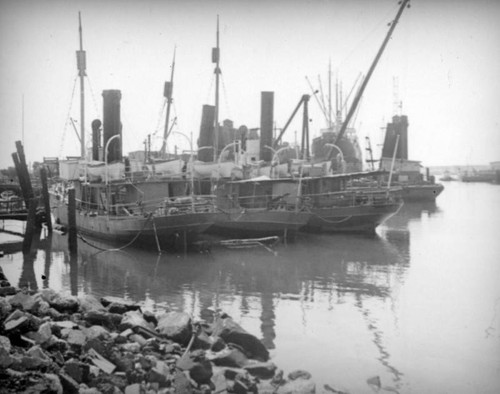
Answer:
[0, 266, 317, 394]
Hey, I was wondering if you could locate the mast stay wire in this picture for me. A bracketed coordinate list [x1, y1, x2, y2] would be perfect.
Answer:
[85, 75, 101, 120]
[338, 2, 400, 70]
[59, 75, 79, 158]
[220, 73, 232, 121]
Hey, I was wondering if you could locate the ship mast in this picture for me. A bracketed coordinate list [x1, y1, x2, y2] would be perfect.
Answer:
[328, 60, 332, 128]
[76, 11, 86, 159]
[213, 15, 221, 162]
[160, 48, 176, 157]
[333, 0, 410, 147]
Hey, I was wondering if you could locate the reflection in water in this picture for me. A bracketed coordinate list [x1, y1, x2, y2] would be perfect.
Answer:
[2, 183, 498, 392]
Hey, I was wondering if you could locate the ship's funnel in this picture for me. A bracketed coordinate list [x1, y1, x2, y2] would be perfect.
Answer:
[102, 90, 122, 163]
[260, 91, 274, 162]
[198, 105, 215, 162]
[381, 115, 408, 159]
[91, 119, 102, 161]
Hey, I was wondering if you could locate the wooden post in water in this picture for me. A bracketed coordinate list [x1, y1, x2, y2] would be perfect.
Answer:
[11, 153, 30, 210]
[68, 188, 78, 253]
[15, 141, 34, 206]
[40, 167, 52, 233]
[22, 197, 38, 253]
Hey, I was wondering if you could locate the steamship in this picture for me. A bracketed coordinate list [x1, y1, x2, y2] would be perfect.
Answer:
[378, 115, 444, 201]
[49, 16, 219, 251]
[50, 90, 219, 251]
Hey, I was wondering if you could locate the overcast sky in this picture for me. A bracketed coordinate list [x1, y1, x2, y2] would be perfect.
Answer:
[1, 0, 499, 169]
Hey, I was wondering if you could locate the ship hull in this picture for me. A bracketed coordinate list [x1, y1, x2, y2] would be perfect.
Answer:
[304, 202, 402, 233]
[399, 184, 444, 202]
[211, 209, 310, 238]
[51, 195, 218, 250]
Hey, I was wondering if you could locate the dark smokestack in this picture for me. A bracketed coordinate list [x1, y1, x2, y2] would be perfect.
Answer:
[260, 91, 274, 162]
[381, 115, 408, 160]
[102, 90, 122, 163]
[198, 105, 215, 162]
[91, 119, 102, 161]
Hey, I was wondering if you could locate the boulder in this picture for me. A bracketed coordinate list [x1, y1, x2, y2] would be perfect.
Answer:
[157, 311, 192, 345]
[211, 316, 269, 361]
[0, 297, 12, 320]
[67, 329, 87, 349]
[244, 361, 277, 379]
[63, 359, 90, 383]
[78, 294, 106, 313]
[8, 292, 37, 311]
[119, 310, 151, 331]
[49, 294, 79, 314]
[0, 346, 12, 368]
[101, 296, 141, 311]
[209, 346, 249, 368]
[84, 310, 119, 330]
[0, 334, 12, 352]
[288, 370, 312, 381]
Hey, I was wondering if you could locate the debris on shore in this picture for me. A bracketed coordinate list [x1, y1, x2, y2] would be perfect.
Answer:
[0, 267, 316, 394]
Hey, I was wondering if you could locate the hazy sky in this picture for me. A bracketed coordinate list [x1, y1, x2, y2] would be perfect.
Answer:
[1, 0, 499, 169]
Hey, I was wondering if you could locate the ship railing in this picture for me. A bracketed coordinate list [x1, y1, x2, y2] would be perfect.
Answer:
[75, 194, 217, 217]
[300, 188, 400, 208]
[0, 196, 26, 213]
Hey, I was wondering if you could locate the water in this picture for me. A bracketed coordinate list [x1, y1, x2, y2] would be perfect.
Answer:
[1, 181, 499, 393]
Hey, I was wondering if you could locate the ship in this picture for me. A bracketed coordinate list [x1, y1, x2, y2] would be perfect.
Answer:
[50, 14, 219, 251]
[378, 114, 444, 201]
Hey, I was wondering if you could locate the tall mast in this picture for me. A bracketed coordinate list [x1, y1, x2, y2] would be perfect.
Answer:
[333, 0, 410, 145]
[161, 47, 176, 156]
[213, 15, 221, 162]
[328, 60, 332, 128]
[77, 11, 86, 159]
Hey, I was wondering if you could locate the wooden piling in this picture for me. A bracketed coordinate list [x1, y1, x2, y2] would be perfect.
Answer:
[68, 188, 77, 253]
[12, 153, 30, 210]
[22, 197, 38, 253]
[15, 141, 34, 203]
[40, 167, 52, 233]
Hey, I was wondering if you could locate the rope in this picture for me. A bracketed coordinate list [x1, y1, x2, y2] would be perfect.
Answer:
[59, 75, 78, 157]
[220, 74, 232, 119]
[153, 98, 167, 137]
[205, 74, 215, 103]
[85, 75, 100, 117]
[312, 213, 353, 224]
[76, 212, 155, 252]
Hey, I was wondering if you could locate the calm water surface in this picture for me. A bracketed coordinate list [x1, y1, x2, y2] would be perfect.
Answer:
[1, 181, 499, 393]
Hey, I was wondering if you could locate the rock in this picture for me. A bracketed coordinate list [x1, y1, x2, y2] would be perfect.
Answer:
[172, 369, 193, 394]
[108, 302, 128, 314]
[0, 335, 12, 352]
[244, 361, 277, 379]
[34, 321, 52, 344]
[84, 310, 119, 330]
[8, 292, 37, 311]
[59, 371, 80, 394]
[209, 346, 249, 368]
[129, 333, 147, 347]
[277, 378, 316, 394]
[38, 288, 58, 303]
[210, 335, 226, 352]
[288, 370, 312, 381]
[120, 342, 141, 353]
[44, 373, 64, 394]
[67, 329, 87, 348]
[0, 286, 16, 296]
[63, 359, 90, 384]
[0, 297, 12, 320]
[192, 329, 212, 350]
[143, 310, 157, 326]
[125, 383, 142, 394]
[50, 293, 79, 313]
[211, 316, 269, 361]
[189, 359, 213, 385]
[23, 345, 52, 369]
[101, 296, 141, 311]
[119, 310, 151, 331]
[0, 346, 12, 368]
[4, 315, 29, 333]
[83, 325, 111, 340]
[78, 294, 106, 313]
[157, 311, 192, 345]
